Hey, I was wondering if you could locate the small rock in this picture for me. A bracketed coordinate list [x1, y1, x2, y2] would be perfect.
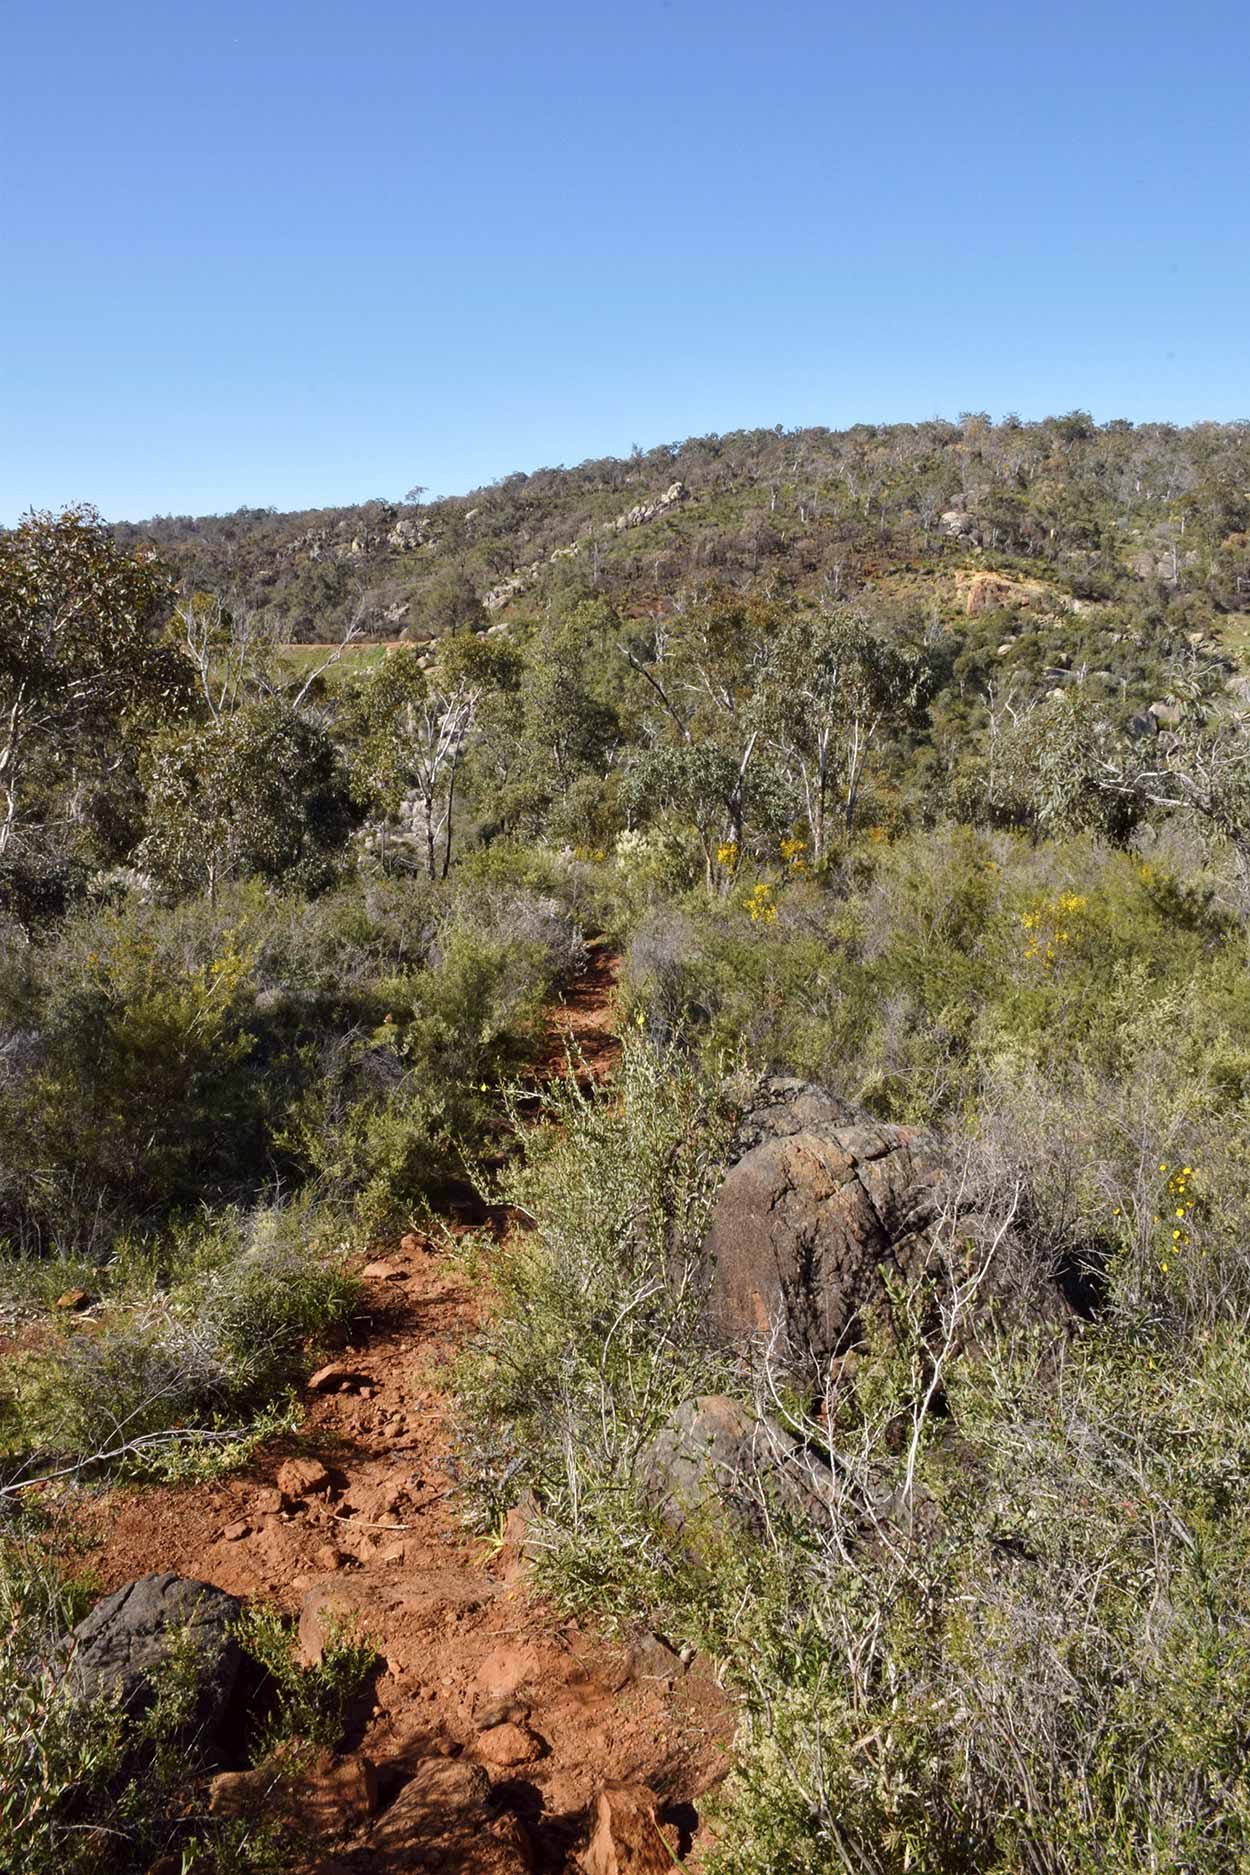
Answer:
[369, 1757, 528, 1867]
[362, 1260, 401, 1282]
[308, 1362, 355, 1393]
[314, 1543, 349, 1572]
[208, 1767, 268, 1818]
[221, 1520, 250, 1542]
[302, 1749, 379, 1832]
[627, 1631, 681, 1685]
[473, 1693, 530, 1729]
[476, 1719, 545, 1767]
[55, 1288, 90, 1311]
[210, 1751, 378, 1834]
[399, 1232, 423, 1256]
[581, 1783, 672, 1875]
[255, 1488, 284, 1516]
[277, 1458, 332, 1503]
[474, 1641, 539, 1705]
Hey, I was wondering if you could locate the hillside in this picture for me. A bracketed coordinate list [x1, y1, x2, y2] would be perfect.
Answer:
[113, 415, 1250, 659]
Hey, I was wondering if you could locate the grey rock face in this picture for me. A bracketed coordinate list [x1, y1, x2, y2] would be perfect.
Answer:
[65, 1572, 243, 1740]
[641, 1393, 832, 1534]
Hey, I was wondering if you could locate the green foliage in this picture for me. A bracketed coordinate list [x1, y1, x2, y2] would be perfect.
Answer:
[277, 917, 553, 1231]
[455, 1035, 734, 1608]
[0, 1537, 377, 1874]
[233, 1604, 378, 1756]
[621, 826, 1250, 1134]
[139, 698, 359, 899]
[1, 915, 260, 1241]
[0, 505, 192, 912]
[456, 1016, 1250, 1874]
[0, 1201, 356, 1486]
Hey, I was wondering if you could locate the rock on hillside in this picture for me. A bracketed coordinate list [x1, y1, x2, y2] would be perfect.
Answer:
[64, 1572, 242, 1758]
[693, 1077, 1065, 1371]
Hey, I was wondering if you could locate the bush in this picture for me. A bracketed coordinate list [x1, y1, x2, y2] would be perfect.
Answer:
[456, 1012, 1250, 1874]
[0, 871, 582, 1253]
[454, 1035, 734, 1612]
[0, 1202, 357, 1486]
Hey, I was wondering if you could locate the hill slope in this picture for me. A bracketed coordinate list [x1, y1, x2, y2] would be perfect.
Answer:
[112, 415, 1250, 656]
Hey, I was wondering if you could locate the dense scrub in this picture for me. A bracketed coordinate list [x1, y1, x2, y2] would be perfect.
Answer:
[4, 427, 1250, 1868]
[456, 821, 1250, 1873]
[112, 414, 1250, 648]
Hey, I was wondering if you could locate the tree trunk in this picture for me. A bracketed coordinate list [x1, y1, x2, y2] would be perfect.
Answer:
[423, 790, 436, 880]
[441, 762, 457, 880]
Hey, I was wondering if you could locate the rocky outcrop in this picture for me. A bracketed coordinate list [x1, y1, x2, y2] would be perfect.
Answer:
[484, 561, 545, 610]
[607, 480, 688, 532]
[484, 482, 692, 609]
[692, 1078, 1064, 1373]
[64, 1572, 242, 1750]
[956, 570, 1076, 618]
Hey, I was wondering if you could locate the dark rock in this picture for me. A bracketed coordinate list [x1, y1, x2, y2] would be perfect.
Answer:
[640, 1393, 831, 1534]
[694, 1078, 1064, 1372]
[65, 1572, 242, 1747]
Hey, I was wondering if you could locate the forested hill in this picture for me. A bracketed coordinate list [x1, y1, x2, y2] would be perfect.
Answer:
[112, 414, 1250, 651]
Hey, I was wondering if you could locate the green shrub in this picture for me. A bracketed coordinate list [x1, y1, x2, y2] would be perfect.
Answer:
[454, 1034, 735, 1613]
[0, 1202, 356, 1486]
[0, 1537, 377, 1873]
[456, 1013, 1250, 1875]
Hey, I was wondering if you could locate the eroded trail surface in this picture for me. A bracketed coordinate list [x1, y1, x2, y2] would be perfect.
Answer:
[71, 948, 732, 1871]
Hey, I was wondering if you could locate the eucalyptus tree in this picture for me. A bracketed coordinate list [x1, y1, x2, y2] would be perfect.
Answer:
[769, 605, 932, 856]
[139, 698, 358, 901]
[344, 633, 510, 877]
[0, 506, 190, 865]
[621, 587, 786, 885]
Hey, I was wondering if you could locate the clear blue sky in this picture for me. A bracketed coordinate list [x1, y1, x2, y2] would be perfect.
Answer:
[2, 0, 1247, 523]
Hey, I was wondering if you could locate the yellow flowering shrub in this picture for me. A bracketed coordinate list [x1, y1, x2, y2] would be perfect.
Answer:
[743, 882, 778, 924]
[1019, 890, 1088, 965]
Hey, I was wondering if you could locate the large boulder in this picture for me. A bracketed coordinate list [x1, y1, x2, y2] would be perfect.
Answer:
[64, 1572, 243, 1747]
[694, 1078, 1059, 1371]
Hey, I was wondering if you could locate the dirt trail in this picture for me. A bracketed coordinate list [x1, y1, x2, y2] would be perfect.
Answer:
[68, 946, 731, 1870]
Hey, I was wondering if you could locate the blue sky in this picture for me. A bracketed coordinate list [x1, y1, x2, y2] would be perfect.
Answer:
[2, 0, 1247, 522]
